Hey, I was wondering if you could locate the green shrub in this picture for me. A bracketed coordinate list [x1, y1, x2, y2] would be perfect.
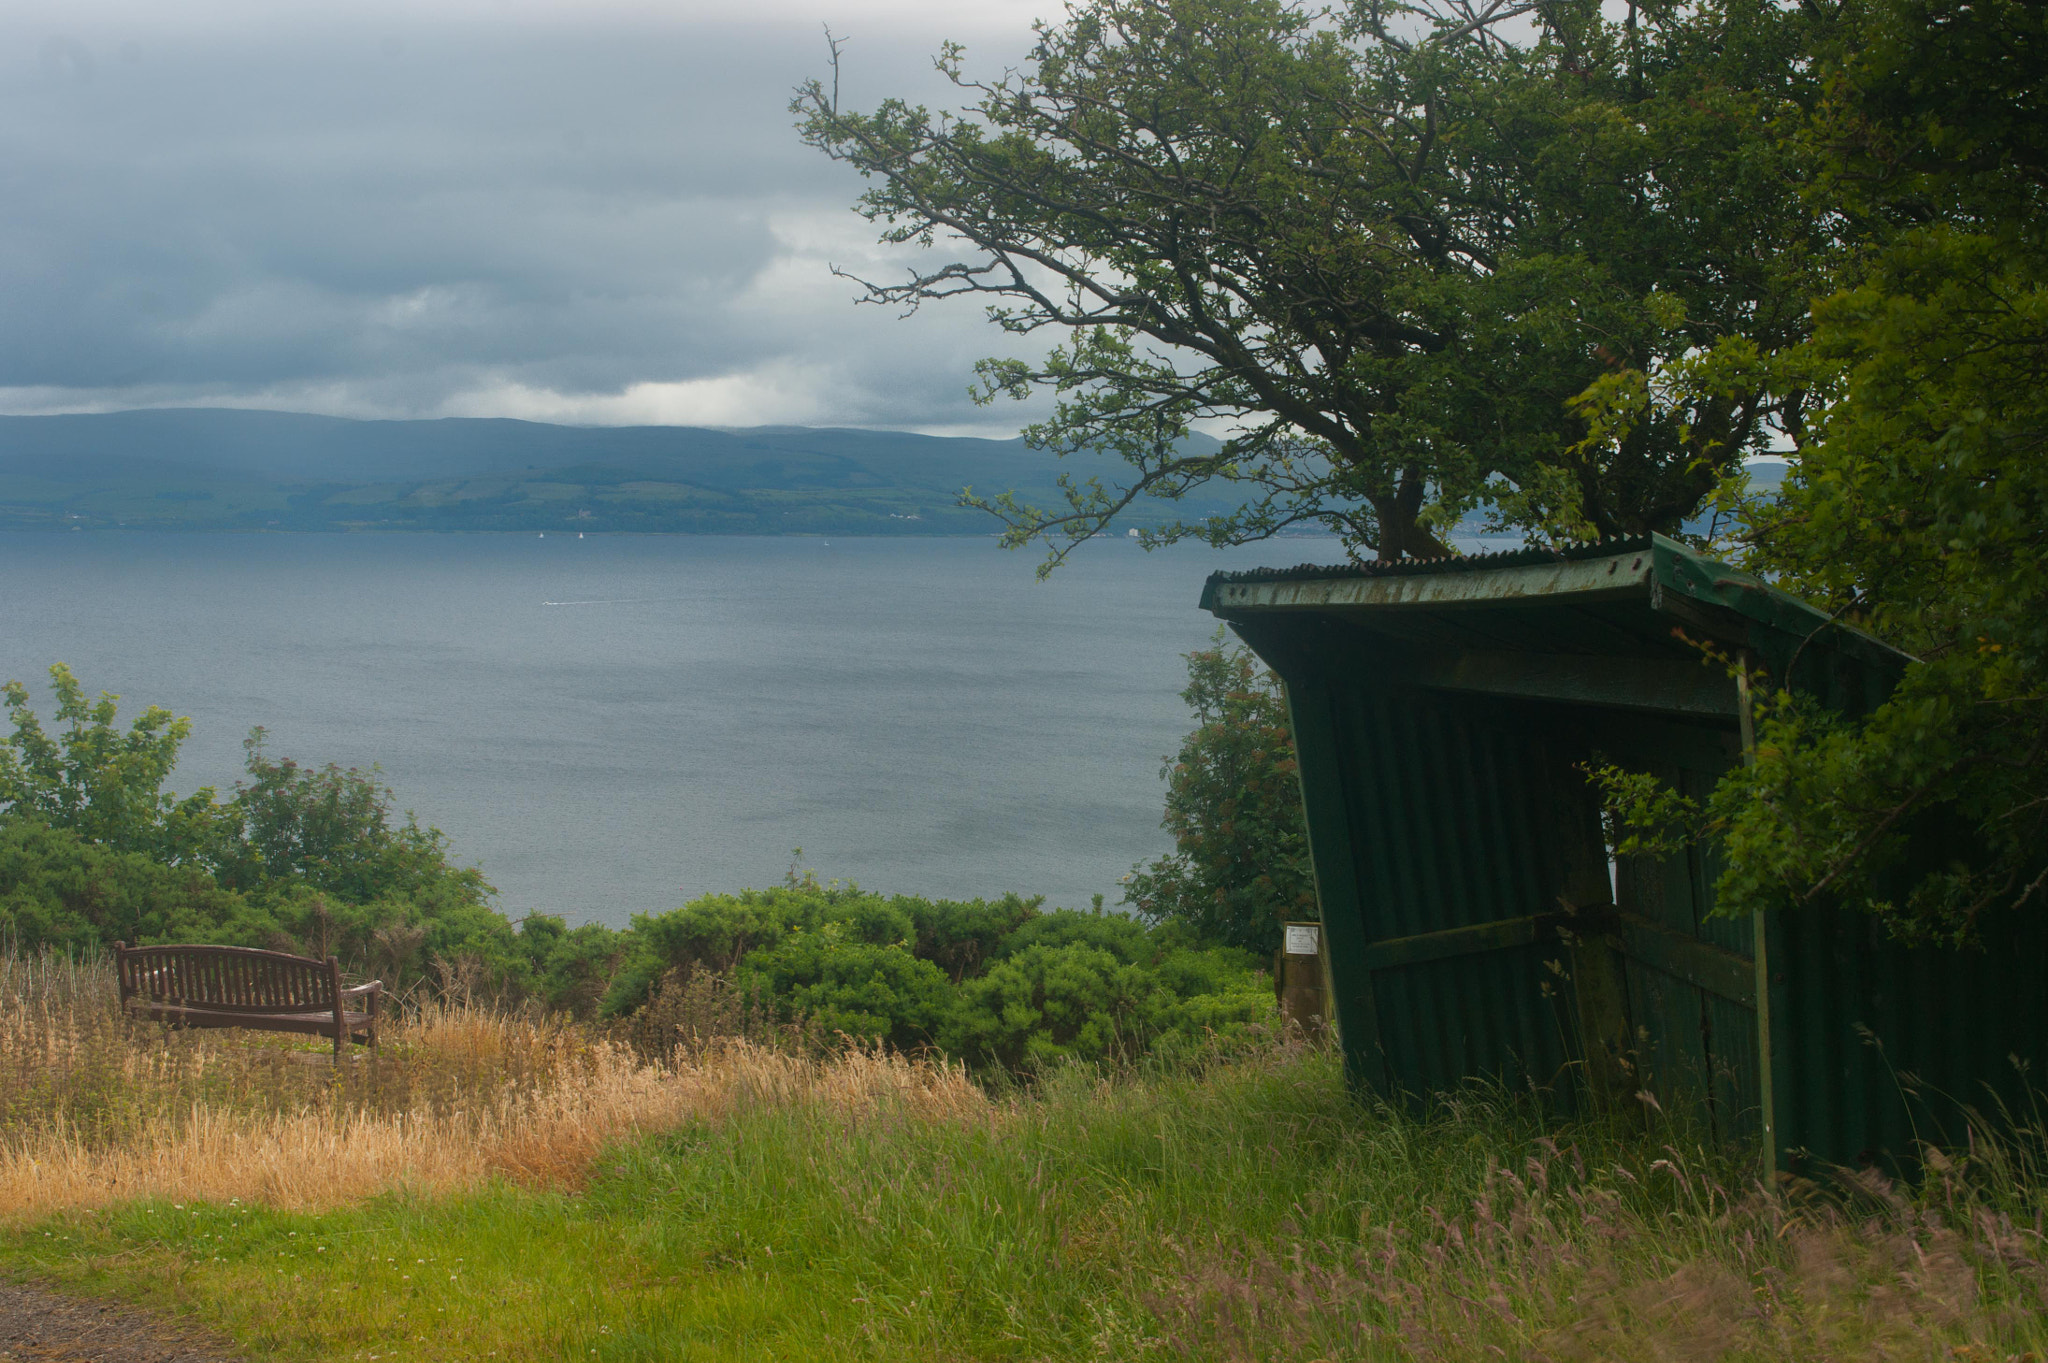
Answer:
[993, 905, 1153, 964]
[901, 892, 1041, 981]
[944, 943, 1144, 1070]
[602, 880, 1277, 1075]
[0, 668, 534, 1003]
[738, 930, 955, 1050]
[1124, 638, 1317, 954]
[600, 881, 872, 1017]
[515, 915, 629, 1016]
[0, 819, 252, 949]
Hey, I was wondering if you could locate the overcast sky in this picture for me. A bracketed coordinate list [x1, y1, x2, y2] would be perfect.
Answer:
[0, 0, 1066, 434]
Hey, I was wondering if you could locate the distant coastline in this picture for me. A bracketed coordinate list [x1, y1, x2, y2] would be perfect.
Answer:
[0, 408, 1238, 537]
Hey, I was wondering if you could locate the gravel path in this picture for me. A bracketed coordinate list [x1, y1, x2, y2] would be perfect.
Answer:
[0, 1284, 242, 1363]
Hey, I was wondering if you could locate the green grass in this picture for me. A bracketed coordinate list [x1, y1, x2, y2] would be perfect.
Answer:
[5, 1044, 2045, 1361]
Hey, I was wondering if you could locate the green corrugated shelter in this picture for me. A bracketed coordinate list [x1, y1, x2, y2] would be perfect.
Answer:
[1203, 532, 2046, 1173]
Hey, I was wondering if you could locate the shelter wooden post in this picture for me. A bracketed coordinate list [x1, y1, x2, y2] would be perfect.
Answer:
[1275, 921, 1328, 1037]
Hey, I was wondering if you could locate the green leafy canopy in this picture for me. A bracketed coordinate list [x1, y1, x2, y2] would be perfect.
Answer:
[1596, 0, 2048, 941]
[797, 0, 1835, 568]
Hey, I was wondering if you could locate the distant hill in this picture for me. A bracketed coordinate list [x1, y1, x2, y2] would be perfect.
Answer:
[1745, 459, 1789, 492]
[0, 409, 1236, 535]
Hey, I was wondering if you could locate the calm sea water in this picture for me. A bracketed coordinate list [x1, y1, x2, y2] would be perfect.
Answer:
[0, 532, 1371, 926]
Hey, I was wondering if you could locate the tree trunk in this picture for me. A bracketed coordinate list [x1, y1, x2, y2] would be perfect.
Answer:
[1370, 468, 1452, 562]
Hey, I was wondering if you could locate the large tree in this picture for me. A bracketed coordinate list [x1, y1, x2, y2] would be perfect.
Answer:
[796, 0, 1833, 565]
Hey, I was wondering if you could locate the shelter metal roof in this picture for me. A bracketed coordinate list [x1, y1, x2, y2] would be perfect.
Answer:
[1202, 532, 1909, 675]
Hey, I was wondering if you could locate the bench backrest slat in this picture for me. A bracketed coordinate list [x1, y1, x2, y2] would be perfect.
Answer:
[115, 943, 340, 1014]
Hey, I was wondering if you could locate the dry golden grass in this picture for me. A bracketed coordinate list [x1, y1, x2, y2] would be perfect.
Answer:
[0, 950, 987, 1219]
[4, 951, 2044, 1361]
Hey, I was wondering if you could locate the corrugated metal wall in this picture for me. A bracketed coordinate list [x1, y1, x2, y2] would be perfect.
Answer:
[1607, 718, 1762, 1144]
[1772, 905, 2048, 1168]
[1287, 674, 1596, 1106]
[1284, 657, 2048, 1170]
[1220, 540, 2045, 1173]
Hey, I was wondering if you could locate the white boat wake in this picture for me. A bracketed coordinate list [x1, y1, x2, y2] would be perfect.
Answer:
[540, 597, 683, 607]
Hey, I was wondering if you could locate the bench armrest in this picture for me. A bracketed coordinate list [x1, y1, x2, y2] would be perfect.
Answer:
[340, 980, 383, 1002]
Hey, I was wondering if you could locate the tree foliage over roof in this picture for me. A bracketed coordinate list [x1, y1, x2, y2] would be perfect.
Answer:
[796, 0, 1834, 567]
[1580, 0, 2048, 941]
[1705, 0, 2048, 939]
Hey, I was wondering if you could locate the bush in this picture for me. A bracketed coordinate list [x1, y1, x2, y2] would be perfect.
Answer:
[516, 915, 630, 1017]
[994, 904, 1153, 964]
[609, 877, 1276, 1074]
[944, 943, 1144, 1070]
[600, 880, 876, 1017]
[902, 892, 1042, 981]
[739, 932, 955, 1050]
[214, 729, 492, 909]
[0, 820, 254, 949]
[0, 667, 539, 1003]
[1123, 638, 1317, 954]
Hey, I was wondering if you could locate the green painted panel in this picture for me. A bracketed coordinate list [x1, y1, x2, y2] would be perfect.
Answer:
[1705, 991, 1764, 1139]
[1281, 670, 1391, 1093]
[1374, 942, 1574, 1101]
[1772, 905, 2048, 1171]
[1280, 674, 1606, 1109]
[1213, 534, 2038, 1171]
[1622, 958, 1713, 1120]
[1617, 916, 1754, 1008]
[1362, 912, 1559, 971]
[1602, 721, 1763, 1145]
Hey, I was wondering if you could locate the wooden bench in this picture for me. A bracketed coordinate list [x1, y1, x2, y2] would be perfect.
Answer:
[114, 943, 382, 1057]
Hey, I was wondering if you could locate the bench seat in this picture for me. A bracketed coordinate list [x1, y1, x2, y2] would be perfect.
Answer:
[122, 1000, 379, 1039]
[115, 942, 382, 1056]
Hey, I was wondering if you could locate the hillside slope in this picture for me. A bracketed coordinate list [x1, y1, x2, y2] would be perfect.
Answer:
[0, 409, 1235, 534]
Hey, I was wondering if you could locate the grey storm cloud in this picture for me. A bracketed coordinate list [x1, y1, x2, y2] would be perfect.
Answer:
[0, 1, 1050, 431]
